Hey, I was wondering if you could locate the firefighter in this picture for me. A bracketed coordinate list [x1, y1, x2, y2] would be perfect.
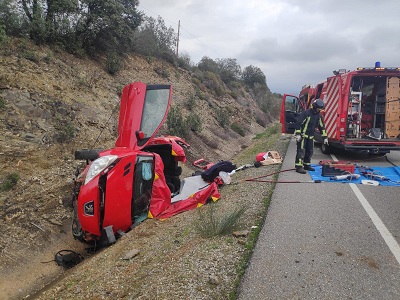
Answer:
[294, 99, 328, 174]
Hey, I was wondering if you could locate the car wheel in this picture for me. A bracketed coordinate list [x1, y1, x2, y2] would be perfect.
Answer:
[74, 149, 103, 160]
[71, 196, 85, 242]
[321, 143, 330, 155]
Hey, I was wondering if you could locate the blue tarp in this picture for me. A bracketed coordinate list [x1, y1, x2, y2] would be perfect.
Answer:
[308, 165, 400, 186]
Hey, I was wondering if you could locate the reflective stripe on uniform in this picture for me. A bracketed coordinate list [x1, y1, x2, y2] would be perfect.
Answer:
[302, 117, 311, 135]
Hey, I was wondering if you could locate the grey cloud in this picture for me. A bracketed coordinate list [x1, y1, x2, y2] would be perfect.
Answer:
[139, 1, 400, 94]
[280, 0, 399, 16]
[241, 31, 356, 63]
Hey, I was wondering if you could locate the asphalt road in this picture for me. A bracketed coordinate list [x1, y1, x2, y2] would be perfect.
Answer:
[238, 137, 400, 300]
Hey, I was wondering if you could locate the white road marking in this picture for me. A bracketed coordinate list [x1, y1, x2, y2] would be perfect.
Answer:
[330, 153, 339, 162]
[328, 153, 400, 264]
[349, 183, 400, 265]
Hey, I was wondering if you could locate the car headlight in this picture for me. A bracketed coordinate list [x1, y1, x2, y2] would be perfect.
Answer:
[84, 155, 118, 185]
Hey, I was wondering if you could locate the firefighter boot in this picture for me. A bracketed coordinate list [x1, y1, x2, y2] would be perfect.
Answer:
[296, 166, 307, 174]
[304, 165, 315, 171]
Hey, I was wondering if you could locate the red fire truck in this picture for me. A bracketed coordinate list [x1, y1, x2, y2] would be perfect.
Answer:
[280, 62, 400, 154]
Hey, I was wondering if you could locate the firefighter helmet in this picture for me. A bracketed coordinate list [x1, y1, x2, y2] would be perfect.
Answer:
[312, 99, 324, 110]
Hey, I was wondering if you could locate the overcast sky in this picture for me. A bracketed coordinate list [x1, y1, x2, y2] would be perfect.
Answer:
[138, 0, 400, 95]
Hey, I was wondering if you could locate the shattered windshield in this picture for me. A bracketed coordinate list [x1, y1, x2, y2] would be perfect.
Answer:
[140, 87, 170, 138]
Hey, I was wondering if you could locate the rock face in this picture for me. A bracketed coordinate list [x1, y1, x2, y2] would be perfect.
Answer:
[0, 38, 280, 299]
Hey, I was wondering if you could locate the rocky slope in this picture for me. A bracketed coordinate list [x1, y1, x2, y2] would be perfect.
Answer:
[0, 38, 282, 299]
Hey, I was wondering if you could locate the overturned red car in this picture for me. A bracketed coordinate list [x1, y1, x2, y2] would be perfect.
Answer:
[72, 82, 220, 246]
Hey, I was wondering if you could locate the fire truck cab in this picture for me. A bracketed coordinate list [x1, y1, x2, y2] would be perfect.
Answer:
[280, 63, 400, 154]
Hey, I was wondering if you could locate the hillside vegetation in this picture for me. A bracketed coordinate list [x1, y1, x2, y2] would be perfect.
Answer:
[0, 34, 284, 298]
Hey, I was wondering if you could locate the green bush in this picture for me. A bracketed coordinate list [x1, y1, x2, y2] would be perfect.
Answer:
[195, 88, 206, 100]
[21, 51, 40, 63]
[193, 203, 246, 237]
[166, 106, 188, 137]
[154, 66, 169, 79]
[177, 52, 193, 70]
[145, 56, 154, 64]
[167, 107, 202, 137]
[1, 173, 20, 192]
[186, 95, 196, 111]
[43, 51, 53, 64]
[116, 84, 125, 96]
[54, 119, 75, 143]
[230, 91, 238, 99]
[0, 24, 7, 44]
[106, 53, 122, 75]
[231, 122, 245, 136]
[203, 71, 225, 97]
[186, 113, 202, 133]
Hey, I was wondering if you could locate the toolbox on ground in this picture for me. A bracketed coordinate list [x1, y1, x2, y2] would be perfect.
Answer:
[319, 160, 356, 176]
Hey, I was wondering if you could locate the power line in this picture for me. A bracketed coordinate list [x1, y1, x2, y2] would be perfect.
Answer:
[179, 24, 220, 58]
[139, 5, 179, 26]
[138, 5, 220, 59]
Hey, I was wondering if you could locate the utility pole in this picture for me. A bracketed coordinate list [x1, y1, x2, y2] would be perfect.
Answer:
[176, 20, 180, 57]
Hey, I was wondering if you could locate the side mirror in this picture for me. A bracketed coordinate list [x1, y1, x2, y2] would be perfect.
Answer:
[136, 130, 145, 140]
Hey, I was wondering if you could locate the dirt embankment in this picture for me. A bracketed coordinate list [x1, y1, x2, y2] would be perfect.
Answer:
[0, 38, 280, 300]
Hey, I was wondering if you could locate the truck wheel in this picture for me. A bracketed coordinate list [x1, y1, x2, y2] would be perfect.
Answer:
[75, 149, 103, 160]
[321, 143, 330, 155]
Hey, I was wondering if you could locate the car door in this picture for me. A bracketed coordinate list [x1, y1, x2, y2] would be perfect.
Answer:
[115, 82, 172, 150]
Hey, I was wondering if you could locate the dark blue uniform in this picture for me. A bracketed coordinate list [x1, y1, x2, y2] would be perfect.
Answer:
[295, 108, 327, 169]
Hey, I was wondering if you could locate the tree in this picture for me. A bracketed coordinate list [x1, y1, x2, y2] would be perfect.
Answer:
[197, 56, 219, 73]
[77, 0, 143, 56]
[45, 0, 79, 44]
[216, 58, 241, 84]
[0, 0, 27, 37]
[133, 16, 177, 63]
[242, 65, 267, 88]
[19, 0, 79, 44]
[20, 0, 46, 43]
[177, 51, 193, 70]
[197, 57, 242, 84]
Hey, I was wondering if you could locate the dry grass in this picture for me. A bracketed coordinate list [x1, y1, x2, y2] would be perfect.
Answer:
[193, 202, 246, 237]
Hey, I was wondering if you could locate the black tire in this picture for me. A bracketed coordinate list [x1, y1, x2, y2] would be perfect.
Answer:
[167, 182, 175, 193]
[74, 149, 103, 160]
[71, 195, 86, 242]
[321, 143, 330, 155]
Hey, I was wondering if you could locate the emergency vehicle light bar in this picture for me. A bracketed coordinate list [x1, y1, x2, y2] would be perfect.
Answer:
[356, 67, 400, 72]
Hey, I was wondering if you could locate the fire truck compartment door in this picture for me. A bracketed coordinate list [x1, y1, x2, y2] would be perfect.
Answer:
[385, 76, 400, 138]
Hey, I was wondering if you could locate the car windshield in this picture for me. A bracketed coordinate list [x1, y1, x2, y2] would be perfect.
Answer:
[140, 87, 170, 138]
